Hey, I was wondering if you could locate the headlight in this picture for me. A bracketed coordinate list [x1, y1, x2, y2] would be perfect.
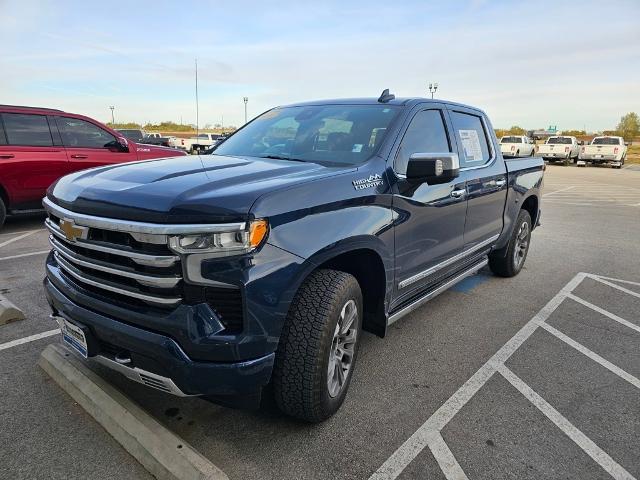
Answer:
[168, 219, 268, 256]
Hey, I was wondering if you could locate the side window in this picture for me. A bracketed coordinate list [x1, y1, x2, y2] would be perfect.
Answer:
[395, 109, 450, 175]
[56, 117, 116, 148]
[2, 113, 53, 146]
[449, 111, 491, 168]
[0, 119, 6, 145]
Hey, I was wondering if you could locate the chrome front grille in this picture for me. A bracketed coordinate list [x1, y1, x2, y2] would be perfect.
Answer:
[45, 215, 183, 307]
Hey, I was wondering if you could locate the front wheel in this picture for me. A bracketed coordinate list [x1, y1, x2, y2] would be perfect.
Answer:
[272, 269, 363, 422]
[489, 210, 532, 277]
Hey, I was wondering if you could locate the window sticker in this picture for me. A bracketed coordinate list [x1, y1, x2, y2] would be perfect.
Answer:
[458, 129, 483, 162]
[352, 144, 363, 153]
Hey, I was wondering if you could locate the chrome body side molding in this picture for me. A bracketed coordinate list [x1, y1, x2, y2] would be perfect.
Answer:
[398, 234, 498, 289]
[388, 258, 488, 325]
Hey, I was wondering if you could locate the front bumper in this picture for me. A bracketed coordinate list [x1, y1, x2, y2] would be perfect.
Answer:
[44, 277, 275, 397]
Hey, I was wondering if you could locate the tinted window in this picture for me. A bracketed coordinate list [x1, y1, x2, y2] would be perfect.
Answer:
[0, 119, 6, 145]
[547, 137, 572, 144]
[395, 110, 450, 175]
[450, 111, 491, 167]
[592, 137, 620, 145]
[2, 113, 53, 146]
[213, 105, 400, 166]
[57, 117, 116, 148]
[501, 136, 522, 144]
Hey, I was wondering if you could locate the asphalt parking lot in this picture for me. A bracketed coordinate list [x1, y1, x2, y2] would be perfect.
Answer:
[1, 164, 639, 480]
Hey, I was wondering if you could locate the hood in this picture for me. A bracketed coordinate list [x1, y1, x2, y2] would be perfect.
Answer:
[48, 155, 351, 223]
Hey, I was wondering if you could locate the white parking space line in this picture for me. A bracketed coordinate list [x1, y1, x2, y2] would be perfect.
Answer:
[0, 229, 45, 237]
[594, 276, 640, 287]
[541, 182, 640, 208]
[542, 186, 576, 197]
[370, 272, 640, 480]
[539, 322, 640, 389]
[498, 365, 635, 480]
[0, 329, 59, 352]
[428, 433, 469, 480]
[0, 231, 38, 249]
[590, 276, 640, 299]
[0, 250, 50, 261]
[566, 294, 640, 334]
[369, 273, 585, 480]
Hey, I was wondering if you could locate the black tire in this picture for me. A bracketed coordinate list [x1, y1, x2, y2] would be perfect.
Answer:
[489, 210, 532, 278]
[272, 269, 363, 422]
[0, 197, 6, 230]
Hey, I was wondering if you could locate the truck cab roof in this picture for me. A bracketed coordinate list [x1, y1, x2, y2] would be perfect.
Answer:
[280, 97, 485, 114]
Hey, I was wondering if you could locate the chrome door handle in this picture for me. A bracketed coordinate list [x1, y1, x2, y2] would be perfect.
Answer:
[495, 179, 506, 187]
[450, 188, 466, 198]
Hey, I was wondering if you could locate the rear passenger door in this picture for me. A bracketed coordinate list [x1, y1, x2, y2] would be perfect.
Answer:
[391, 106, 467, 306]
[0, 112, 68, 209]
[54, 116, 137, 171]
[448, 108, 508, 250]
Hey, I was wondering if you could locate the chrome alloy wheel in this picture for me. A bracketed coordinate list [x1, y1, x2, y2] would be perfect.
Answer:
[513, 220, 530, 269]
[327, 299, 358, 398]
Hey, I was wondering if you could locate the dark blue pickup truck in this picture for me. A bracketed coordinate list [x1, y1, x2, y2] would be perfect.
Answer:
[43, 91, 543, 422]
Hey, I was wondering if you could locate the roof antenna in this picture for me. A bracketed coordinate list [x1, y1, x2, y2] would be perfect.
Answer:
[378, 89, 395, 103]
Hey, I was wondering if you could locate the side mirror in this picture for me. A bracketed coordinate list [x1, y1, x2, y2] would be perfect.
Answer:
[406, 152, 460, 185]
[579, 141, 585, 145]
[625, 142, 630, 146]
[116, 137, 129, 152]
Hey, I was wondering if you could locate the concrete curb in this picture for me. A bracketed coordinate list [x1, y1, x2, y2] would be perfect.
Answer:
[0, 294, 25, 325]
[39, 344, 229, 480]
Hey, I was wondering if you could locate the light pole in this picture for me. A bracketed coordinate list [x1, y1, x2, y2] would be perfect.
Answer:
[109, 106, 115, 125]
[243, 97, 248, 124]
[428, 82, 439, 99]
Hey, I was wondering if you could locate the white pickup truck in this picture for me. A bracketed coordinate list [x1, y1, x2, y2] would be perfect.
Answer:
[537, 136, 579, 165]
[578, 136, 627, 169]
[499, 136, 536, 157]
[180, 133, 224, 153]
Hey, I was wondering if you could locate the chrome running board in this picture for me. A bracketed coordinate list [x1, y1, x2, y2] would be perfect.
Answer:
[387, 258, 488, 325]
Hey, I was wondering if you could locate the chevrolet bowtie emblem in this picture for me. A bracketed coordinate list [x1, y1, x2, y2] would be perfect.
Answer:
[59, 219, 86, 242]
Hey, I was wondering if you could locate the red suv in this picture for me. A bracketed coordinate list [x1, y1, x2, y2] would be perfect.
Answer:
[0, 105, 187, 228]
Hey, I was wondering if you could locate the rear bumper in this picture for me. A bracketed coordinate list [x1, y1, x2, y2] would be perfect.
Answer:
[44, 277, 275, 397]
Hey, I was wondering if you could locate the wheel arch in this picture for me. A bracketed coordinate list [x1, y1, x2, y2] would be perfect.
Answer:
[521, 194, 539, 228]
[287, 239, 392, 339]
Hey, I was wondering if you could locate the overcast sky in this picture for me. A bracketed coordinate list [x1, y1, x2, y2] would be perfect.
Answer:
[1, 0, 638, 131]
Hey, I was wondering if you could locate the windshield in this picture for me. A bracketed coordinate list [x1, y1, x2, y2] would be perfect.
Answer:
[501, 136, 522, 143]
[547, 137, 572, 144]
[592, 137, 620, 145]
[213, 105, 401, 166]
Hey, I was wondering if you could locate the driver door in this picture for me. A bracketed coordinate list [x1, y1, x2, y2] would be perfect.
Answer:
[391, 107, 467, 307]
[54, 116, 137, 172]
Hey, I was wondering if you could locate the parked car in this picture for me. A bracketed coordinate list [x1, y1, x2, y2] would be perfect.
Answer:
[43, 92, 543, 422]
[536, 136, 579, 165]
[180, 133, 224, 153]
[577, 136, 627, 168]
[140, 133, 180, 149]
[0, 104, 187, 228]
[116, 129, 146, 142]
[499, 135, 536, 157]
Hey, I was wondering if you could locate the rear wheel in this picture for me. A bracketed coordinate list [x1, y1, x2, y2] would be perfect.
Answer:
[272, 269, 363, 422]
[489, 210, 532, 277]
[0, 197, 6, 230]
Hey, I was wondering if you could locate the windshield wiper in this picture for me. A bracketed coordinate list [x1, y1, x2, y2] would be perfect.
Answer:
[259, 154, 307, 163]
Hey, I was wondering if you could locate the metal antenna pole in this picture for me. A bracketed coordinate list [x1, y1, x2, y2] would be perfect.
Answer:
[195, 59, 199, 138]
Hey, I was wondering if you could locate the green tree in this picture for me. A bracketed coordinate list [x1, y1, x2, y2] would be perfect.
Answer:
[616, 112, 639, 141]
[507, 125, 526, 135]
[561, 130, 586, 136]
